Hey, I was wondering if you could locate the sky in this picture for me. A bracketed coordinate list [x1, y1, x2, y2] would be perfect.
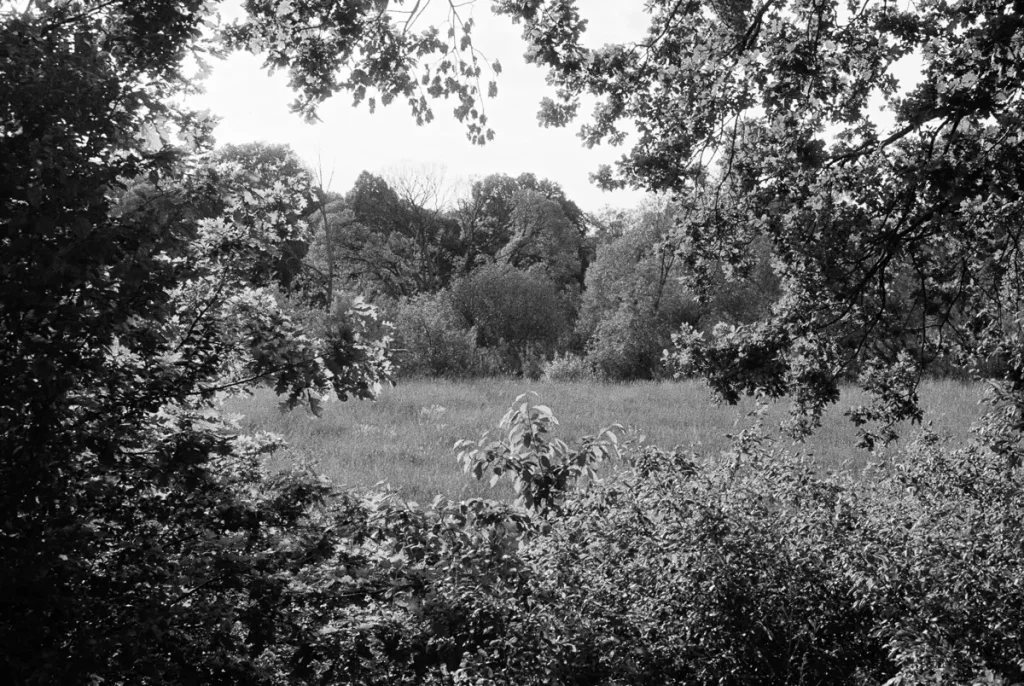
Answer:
[186, 1, 655, 214]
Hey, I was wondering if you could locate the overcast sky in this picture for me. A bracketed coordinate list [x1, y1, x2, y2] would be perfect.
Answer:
[186, 1, 654, 213]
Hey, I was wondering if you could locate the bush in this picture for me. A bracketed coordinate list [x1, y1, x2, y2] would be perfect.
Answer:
[450, 397, 1024, 686]
[586, 303, 669, 380]
[454, 406, 893, 684]
[387, 291, 481, 378]
[450, 264, 572, 375]
[542, 353, 595, 382]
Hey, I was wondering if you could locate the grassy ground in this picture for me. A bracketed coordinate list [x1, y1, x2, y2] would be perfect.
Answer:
[224, 378, 987, 503]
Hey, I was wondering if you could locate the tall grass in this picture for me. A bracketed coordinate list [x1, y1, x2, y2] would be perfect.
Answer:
[224, 378, 986, 503]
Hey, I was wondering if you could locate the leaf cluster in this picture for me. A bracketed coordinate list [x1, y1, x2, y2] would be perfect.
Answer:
[223, 0, 501, 143]
[456, 392, 620, 517]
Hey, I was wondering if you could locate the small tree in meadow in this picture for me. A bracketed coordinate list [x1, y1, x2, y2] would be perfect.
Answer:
[578, 202, 701, 379]
[450, 263, 572, 375]
[388, 291, 482, 378]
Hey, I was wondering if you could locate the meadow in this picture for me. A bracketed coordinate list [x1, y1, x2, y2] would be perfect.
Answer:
[225, 378, 988, 503]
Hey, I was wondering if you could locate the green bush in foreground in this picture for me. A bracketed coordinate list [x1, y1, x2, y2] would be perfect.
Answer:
[274, 394, 1021, 686]
[443, 397, 1024, 686]
[145, 392, 1015, 686]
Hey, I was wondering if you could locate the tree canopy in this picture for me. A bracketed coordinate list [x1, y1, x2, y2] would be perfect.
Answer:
[505, 0, 1024, 442]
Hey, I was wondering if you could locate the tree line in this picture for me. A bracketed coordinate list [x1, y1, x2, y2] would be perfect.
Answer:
[198, 144, 780, 381]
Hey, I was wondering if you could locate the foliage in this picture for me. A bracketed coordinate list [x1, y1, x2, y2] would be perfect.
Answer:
[386, 291, 484, 378]
[11, 0, 1024, 683]
[541, 352, 595, 382]
[506, 0, 1024, 440]
[587, 302, 670, 380]
[224, 0, 501, 143]
[449, 263, 572, 374]
[456, 393, 620, 518]
[116, 142, 321, 298]
[577, 201, 702, 379]
[495, 189, 585, 290]
[845, 432, 1024, 684]
[577, 202, 681, 335]
[450, 397, 1024, 686]
[303, 167, 593, 309]
[509, 446, 892, 685]
[455, 172, 588, 280]
[320, 171, 462, 298]
[300, 188, 351, 307]
[0, 0, 515, 682]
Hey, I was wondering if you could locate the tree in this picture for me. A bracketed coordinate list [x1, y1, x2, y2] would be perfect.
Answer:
[577, 201, 701, 379]
[303, 187, 351, 307]
[450, 264, 571, 374]
[585, 205, 631, 246]
[381, 164, 465, 292]
[212, 142, 318, 288]
[334, 171, 462, 297]
[383, 162, 461, 213]
[455, 172, 588, 282]
[0, 0, 512, 682]
[115, 141, 319, 292]
[504, 0, 1024, 444]
[496, 188, 584, 290]
[225, 0, 501, 142]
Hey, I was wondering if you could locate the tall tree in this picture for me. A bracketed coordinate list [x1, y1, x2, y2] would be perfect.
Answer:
[382, 164, 465, 291]
[503, 0, 1024, 443]
[456, 172, 588, 283]
[577, 204, 689, 341]
[304, 187, 351, 307]
[116, 141, 319, 290]
[454, 173, 522, 273]
[497, 189, 584, 289]
[342, 170, 462, 296]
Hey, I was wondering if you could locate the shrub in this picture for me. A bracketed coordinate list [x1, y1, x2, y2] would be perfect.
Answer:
[451, 396, 1024, 686]
[586, 303, 669, 380]
[387, 291, 480, 378]
[845, 433, 1024, 684]
[450, 264, 571, 374]
[542, 353, 595, 382]
[455, 393, 620, 518]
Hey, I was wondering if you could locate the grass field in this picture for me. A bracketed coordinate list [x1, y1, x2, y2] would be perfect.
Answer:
[224, 378, 987, 503]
